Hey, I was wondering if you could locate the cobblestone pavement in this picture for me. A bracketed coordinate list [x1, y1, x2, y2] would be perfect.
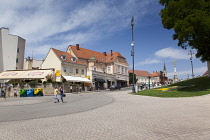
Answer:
[0, 91, 210, 140]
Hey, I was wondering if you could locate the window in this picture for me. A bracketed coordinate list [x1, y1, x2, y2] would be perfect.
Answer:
[76, 69, 79, 74]
[81, 69, 84, 75]
[103, 68, 106, 72]
[94, 67, 96, 71]
[71, 57, 76, 62]
[122, 67, 124, 74]
[61, 55, 66, 60]
[118, 66, 120, 73]
[108, 67, 110, 72]
[17, 48, 19, 53]
[63, 66, 66, 72]
[70, 67, 73, 73]
[16, 58, 18, 63]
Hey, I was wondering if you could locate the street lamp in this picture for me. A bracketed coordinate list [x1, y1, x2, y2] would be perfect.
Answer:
[131, 16, 135, 94]
[148, 75, 151, 89]
[188, 50, 195, 78]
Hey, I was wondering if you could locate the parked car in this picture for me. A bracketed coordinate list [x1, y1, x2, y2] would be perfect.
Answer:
[110, 84, 121, 90]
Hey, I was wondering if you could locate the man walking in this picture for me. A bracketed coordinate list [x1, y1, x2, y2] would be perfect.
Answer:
[14, 89, 17, 97]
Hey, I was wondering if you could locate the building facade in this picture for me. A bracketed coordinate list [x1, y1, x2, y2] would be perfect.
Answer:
[129, 70, 150, 84]
[41, 48, 88, 82]
[0, 28, 25, 73]
[67, 44, 129, 89]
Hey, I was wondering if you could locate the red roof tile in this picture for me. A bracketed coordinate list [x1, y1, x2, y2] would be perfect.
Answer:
[70, 45, 125, 64]
[128, 70, 150, 77]
[52, 48, 87, 66]
[150, 72, 160, 77]
[203, 70, 208, 76]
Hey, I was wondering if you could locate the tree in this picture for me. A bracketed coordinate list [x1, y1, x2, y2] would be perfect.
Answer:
[129, 73, 138, 84]
[159, 0, 210, 62]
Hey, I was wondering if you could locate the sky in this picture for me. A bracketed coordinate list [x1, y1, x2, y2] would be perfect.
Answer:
[0, 0, 207, 80]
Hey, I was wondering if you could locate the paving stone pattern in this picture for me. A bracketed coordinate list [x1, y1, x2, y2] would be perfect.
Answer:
[0, 91, 210, 140]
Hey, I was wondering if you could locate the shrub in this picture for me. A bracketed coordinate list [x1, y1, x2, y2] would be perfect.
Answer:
[28, 81, 37, 87]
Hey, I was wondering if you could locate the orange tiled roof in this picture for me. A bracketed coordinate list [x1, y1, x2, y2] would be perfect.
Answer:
[70, 45, 125, 63]
[150, 72, 160, 77]
[52, 48, 87, 66]
[203, 70, 208, 76]
[128, 70, 150, 77]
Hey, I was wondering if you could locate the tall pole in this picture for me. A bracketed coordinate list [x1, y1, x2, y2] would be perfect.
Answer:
[174, 60, 177, 83]
[131, 17, 135, 93]
[188, 50, 195, 78]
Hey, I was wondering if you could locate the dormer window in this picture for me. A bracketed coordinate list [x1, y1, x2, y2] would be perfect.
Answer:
[71, 57, 76, 62]
[61, 55, 66, 60]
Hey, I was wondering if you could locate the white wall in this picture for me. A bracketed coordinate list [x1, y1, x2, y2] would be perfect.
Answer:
[0, 28, 25, 73]
[41, 49, 61, 81]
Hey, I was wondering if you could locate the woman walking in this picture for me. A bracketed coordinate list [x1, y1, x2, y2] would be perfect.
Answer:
[54, 87, 59, 103]
[59, 87, 64, 103]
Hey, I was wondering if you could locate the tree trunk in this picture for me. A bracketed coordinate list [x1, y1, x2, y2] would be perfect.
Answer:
[208, 61, 210, 78]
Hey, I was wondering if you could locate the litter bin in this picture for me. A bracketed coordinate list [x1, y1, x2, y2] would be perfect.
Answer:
[27, 89, 34, 97]
[20, 89, 27, 97]
[34, 88, 43, 96]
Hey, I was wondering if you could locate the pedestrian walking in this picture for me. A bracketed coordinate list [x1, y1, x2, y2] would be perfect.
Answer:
[59, 87, 64, 103]
[70, 85, 72, 93]
[79, 86, 82, 92]
[14, 89, 17, 97]
[54, 87, 59, 103]
[3, 89, 6, 100]
[1, 89, 4, 97]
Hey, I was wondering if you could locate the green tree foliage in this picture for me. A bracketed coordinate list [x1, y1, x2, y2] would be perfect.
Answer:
[159, 0, 210, 62]
[129, 73, 138, 84]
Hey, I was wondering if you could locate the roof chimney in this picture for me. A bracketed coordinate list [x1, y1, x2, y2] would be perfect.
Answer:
[76, 44, 80, 50]
[103, 52, 107, 56]
[111, 50, 113, 56]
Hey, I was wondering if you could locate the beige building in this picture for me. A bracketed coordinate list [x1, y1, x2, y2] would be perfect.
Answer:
[67, 44, 129, 89]
[0, 28, 25, 73]
[41, 48, 89, 83]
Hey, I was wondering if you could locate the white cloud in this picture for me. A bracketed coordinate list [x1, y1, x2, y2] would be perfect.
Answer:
[167, 67, 207, 77]
[1, 0, 155, 43]
[155, 47, 190, 60]
[1, 0, 158, 59]
[136, 58, 161, 66]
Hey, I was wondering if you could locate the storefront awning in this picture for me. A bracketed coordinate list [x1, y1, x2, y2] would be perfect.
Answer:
[63, 76, 91, 83]
[0, 69, 53, 79]
[95, 78, 106, 83]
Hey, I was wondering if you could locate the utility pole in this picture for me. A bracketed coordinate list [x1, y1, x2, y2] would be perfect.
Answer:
[188, 50, 195, 78]
[131, 17, 135, 94]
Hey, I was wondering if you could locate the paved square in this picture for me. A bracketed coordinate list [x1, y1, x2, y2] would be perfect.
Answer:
[0, 90, 210, 140]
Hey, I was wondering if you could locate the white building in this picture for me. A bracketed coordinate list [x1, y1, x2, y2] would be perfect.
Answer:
[129, 70, 150, 84]
[24, 57, 43, 69]
[0, 28, 25, 73]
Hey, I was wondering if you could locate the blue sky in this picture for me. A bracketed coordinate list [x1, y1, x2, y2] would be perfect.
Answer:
[1, 0, 207, 80]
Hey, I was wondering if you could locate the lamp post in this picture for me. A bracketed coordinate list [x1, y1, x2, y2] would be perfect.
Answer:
[188, 50, 195, 78]
[148, 75, 151, 89]
[131, 17, 135, 94]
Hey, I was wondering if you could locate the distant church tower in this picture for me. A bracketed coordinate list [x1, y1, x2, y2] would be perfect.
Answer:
[163, 62, 167, 77]
[173, 60, 178, 83]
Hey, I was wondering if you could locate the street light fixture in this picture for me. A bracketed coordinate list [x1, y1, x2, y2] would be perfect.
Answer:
[131, 17, 135, 94]
[188, 50, 195, 78]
